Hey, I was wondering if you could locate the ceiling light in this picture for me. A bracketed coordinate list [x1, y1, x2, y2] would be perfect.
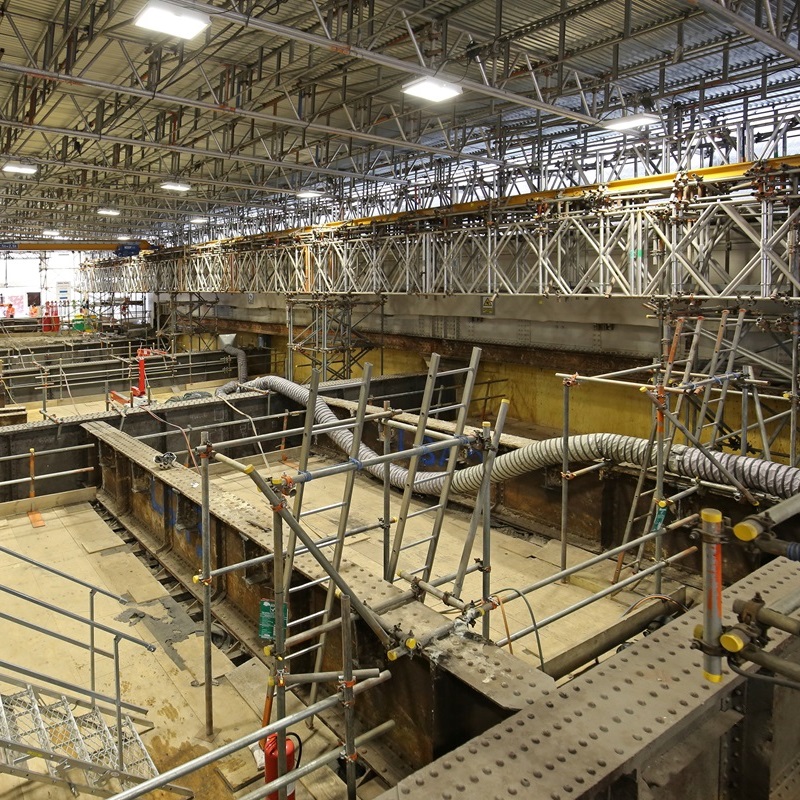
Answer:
[402, 76, 462, 102]
[297, 190, 323, 199]
[98, 207, 120, 216]
[2, 161, 37, 175]
[117, 234, 131, 240]
[134, 0, 211, 39]
[603, 113, 660, 131]
[189, 216, 207, 224]
[161, 180, 192, 192]
[42, 229, 60, 237]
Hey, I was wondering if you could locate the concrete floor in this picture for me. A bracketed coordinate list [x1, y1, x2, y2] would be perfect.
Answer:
[0, 381, 685, 798]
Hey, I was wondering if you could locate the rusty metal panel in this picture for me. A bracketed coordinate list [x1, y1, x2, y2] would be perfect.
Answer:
[377, 558, 800, 800]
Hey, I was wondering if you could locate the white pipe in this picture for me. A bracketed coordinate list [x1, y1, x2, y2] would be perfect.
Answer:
[218, 377, 800, 499]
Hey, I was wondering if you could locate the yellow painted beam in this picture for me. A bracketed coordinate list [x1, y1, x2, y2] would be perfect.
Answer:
[0, 240, 151, 251]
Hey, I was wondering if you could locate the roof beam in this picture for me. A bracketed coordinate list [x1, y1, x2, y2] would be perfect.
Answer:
[0, 58, 504, 168]
[0, 118, 408, 186]
[176, 0, 600, 126]
[683, 0, 800, 64]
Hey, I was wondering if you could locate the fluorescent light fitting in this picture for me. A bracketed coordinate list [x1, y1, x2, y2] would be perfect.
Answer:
[42, 229, 60, 237]
[402, 76, 462, 102]
[135, 0, 211, 39]
[117, 235, 132, 241]
[3, 161, 37, 175]
[603, 112, 660, 131]
[189, 216, 207, 224]
[161, 180, 191, 192]
[98, 207, 121, 216]
[297, 190, 323, 199]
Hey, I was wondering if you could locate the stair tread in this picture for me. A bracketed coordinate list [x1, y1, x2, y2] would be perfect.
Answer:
[0, 685, 160, 793]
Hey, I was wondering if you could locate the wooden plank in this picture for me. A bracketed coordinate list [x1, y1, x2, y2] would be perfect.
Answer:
[27, 510, 45, 528]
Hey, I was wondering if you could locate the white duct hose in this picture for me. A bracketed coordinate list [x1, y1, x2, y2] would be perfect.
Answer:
[223, 345, 248, 383]
[217, 377, 800, 499]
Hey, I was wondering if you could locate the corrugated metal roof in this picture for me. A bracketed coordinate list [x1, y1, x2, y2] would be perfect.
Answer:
[0, 0, 796, 238]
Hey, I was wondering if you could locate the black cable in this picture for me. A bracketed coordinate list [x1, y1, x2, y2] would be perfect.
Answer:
[286, 731, 303, 768]
[728, 658, 800, 691]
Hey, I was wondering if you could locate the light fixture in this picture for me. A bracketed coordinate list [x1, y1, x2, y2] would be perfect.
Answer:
[603, 112, 660, 131]
[189, 216, 207, 224]
[117, 234, 132, 240]
[98, 207, 121, 216]
[402, 76, 462, 102]
[134, 0, 211, 40]
[2, 161, 38, 175]
[297, 190, 323, 199]
[161, 180, 192, 192]
[42, 229, 60, 237]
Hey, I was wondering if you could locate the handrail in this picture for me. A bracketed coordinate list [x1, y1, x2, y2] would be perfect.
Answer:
[109, 670, 392, 800]
[0, 543, 126, 603]
[0, 662, 147, 714]
[0, 581, 156, 770]
[0, 443, 94, 463]
[0, 609, 114, 659]
[0, 583, 152, 649]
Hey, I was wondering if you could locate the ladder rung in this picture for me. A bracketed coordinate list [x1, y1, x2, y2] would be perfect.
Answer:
[300, 501, 345, 518]
[287, 609, 327, 628]
[282, 643, 323, 662]
[435, 366, 475, 378]
[289, 576, 329, 594]
[632, 513, 652, 522]
[404, 504, 443, 519]
[399, 535, 436, 551]
[639, 488, 657, 497]
[429, 403, 466, 415]
[405, 566, 427, 576]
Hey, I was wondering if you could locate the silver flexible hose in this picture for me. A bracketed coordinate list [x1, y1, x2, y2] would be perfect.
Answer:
[222, 345, 248, 383]
[217, 377, 800, 499]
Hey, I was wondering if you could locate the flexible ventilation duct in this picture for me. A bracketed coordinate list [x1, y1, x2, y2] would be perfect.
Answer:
[218, 335, 248, 384]
[217, 377, 800, 499]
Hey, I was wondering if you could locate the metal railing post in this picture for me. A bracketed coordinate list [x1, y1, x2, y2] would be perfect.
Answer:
[341, 595, 357, 800]
[200, 430, 214, 737]
[114, 636, 124, 771]
[89, 588, 97, 700]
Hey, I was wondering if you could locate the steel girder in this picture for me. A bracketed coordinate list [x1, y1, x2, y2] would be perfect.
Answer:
[80, 185, 800, 301]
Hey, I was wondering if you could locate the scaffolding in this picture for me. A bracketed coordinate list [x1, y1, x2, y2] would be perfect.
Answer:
[554, 302, 800, 590]
[154, 292, 220, 354]
[286, 295, 382, 382]
[80, 156, 800, 302]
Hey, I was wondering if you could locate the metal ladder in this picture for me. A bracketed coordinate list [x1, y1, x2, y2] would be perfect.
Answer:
[386, 346, 482, 582]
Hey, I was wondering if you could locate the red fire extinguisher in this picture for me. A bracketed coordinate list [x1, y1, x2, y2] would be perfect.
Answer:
[264, 732, 302, 800]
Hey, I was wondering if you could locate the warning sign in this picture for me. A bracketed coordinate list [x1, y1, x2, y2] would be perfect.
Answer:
[481, 295, 496, 316]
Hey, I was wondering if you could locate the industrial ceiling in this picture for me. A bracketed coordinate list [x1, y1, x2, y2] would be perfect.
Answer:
[0, 0, 798, 245]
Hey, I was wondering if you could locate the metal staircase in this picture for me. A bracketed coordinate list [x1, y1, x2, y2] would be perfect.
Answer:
[0, 542, 192, 798]
[0, 681, 164, 797]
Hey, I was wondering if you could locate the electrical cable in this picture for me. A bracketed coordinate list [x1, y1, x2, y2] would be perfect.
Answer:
[620, 594, 689, 617]
[728, 658, 800, 691]
[220, 393, 271, 469]
[58, 365, 81, 416]
[494, 586, 544, 665]
[143, 407, 200, 470]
